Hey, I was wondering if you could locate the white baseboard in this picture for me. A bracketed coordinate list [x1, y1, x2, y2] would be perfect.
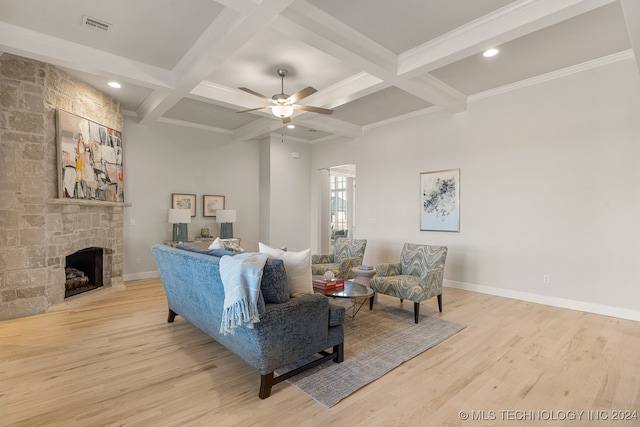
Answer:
[445, 280, 640, 322]
[124, 271, 159, 282]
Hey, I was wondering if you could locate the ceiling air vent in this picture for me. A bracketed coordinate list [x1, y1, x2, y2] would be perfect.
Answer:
[82, 15, 111, 32]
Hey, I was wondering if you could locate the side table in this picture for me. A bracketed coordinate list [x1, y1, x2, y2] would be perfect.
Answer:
[351, 267, 376, 286]
[352, 267, 376, 303]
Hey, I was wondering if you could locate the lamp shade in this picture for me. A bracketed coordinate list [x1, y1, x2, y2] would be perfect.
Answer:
[168, 208, 191, 224]
[216, 209, 236, 223]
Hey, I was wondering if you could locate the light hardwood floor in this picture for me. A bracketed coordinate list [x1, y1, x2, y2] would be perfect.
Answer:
[1, 278, 638, 427]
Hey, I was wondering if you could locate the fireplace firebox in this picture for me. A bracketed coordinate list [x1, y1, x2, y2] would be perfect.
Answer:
[65, 247, 104, 298]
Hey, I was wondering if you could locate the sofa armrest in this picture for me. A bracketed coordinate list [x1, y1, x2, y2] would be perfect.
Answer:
[258, 294, 338, 365]
[312, 254, 335, 264]
[328, 302, 345, 327]
[375, 262, 402, 277]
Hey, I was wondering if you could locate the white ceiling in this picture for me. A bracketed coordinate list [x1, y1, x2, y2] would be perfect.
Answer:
[1, 0, 638, 143]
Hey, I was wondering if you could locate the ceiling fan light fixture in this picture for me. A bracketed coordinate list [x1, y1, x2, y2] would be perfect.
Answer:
[237, 68, 332, 122]
[272, 105, 293, 118]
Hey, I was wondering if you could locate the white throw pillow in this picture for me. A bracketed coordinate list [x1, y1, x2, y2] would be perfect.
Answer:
[258, 243, 313, 296]
[208, 237, 226, 250]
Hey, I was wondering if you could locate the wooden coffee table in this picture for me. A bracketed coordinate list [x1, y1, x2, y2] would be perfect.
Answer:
[314, 280, 374, 318]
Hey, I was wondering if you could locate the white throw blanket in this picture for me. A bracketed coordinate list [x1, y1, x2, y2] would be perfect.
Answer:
[219, 252, 268, 335]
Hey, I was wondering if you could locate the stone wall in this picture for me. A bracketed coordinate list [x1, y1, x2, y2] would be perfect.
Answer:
[0, 53, 124, 320]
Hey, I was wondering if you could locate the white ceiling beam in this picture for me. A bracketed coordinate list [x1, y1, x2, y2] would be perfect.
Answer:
[190, 81, 266, 110]
[157, 117, 233, 135]
[620, 0, 640, 76]
[276, 1, 397, 79]
[396, 74, 467, 113]
[0, 21, 173, 89]
[136, 0, 295, 125]
[231, 112, 363, 142]
[295, 72, 386, 109]
[398, 0, 617, 79]
[214, 0, 261, 15]
[231, 109, 364, 142]
[232, 118, 287, 142]
[274, 1, 466, 112]
[293, 115, 363, 139]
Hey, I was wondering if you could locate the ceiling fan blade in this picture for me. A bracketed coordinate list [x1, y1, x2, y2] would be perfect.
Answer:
[287, 86, 317, 103]
[294, 105, 333, 115]
[282, 116, 292, 124]
[238, 87, 272, 102]
[236, 106, 269, 113]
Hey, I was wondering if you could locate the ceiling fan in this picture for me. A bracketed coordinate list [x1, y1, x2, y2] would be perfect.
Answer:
[236, 69, 333, 124]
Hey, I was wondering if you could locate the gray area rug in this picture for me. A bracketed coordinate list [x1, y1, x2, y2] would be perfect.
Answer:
[284, 301, 465, 408]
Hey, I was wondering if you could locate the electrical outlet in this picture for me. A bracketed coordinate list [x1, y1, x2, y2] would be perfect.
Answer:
[136, 258, 141, 265]
[543, 274, 550, 284]
[130, 219, 135, 226]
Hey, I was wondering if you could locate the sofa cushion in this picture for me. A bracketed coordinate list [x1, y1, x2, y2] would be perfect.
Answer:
[176, 243, 289, 304]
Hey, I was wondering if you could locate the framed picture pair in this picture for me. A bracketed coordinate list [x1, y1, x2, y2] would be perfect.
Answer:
[171, 193, 225, 217]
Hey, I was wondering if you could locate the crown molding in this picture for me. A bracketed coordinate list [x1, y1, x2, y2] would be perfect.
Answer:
[468, 50, 634, 102]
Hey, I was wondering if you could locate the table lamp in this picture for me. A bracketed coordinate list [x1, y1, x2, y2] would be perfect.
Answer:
[168, 208, 191, 241]
[217, 209, 236, 239]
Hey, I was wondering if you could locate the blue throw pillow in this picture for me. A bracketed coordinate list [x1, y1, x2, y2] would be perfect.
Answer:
[175, 243, 229, 258]
[261, 258, 289, 304]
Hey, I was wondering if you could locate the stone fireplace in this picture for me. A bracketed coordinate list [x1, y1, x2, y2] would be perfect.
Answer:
[0, 53, 124, 320]
[65, 247, 104, 298]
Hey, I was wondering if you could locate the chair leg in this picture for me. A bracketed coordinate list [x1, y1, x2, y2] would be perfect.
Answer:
[369, 293, 375, 310]
[167, 309, 177, 323]
[437, 294, 442, 312]
[414, 302, 420, 323]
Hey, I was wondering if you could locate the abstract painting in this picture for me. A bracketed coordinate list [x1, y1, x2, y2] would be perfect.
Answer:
[57, 110, 124, 202]
[420, 169, 460, 232]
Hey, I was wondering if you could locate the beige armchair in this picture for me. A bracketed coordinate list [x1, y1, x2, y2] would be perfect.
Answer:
[369, 243, 448, 323]
[312, 238, 367, 280]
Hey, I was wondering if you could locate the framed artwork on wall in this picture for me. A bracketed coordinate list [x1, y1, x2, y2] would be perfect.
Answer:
[203, 195, 225, 217]
[56, 109, 124, 202]
[172, 193, 196, 217]
[420, 168, 460, 232]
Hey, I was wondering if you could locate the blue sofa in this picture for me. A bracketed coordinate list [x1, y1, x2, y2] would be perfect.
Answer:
[151, 244, 345, 398]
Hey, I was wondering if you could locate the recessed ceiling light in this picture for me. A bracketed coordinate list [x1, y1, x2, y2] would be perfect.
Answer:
[287, 124, 295, 129]
[483, 48, 499, 58]
[108, 81, 122, 89]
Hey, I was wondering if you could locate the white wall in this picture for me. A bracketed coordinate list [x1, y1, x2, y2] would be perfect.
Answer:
[122, 119, 261, 279]
[311, 58, 640, 320]
[121, 58, 640, 320]
[122, 121, 314, 280]
[260, 135, 311, 251]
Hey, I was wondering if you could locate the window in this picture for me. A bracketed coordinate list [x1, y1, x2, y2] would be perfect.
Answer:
[330, 175, 347, 232]
[325, 164, 355, 253]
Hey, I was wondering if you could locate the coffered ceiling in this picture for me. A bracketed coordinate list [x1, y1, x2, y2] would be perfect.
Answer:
[1, 0, 638, 143]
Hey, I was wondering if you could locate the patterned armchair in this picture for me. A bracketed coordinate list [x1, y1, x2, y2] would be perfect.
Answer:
[312, 239, 367, 280]
[369, 243, 448, 323]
